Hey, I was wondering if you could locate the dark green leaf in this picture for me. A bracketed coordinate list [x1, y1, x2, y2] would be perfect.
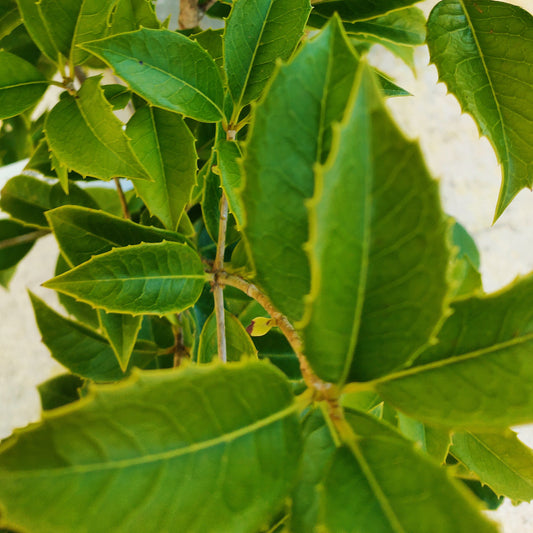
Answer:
[377, 273, 533, 429]
[43, 242, 206, 315]
[0, 50, 47, 119]
[110, 0, 160, 34]
[242, 17, 360, 323]
[37, 373, 84, 410]
[30, 292, 157, 381]
[126, 106, 197, 231]
[0, 219, 41, 270]
[427, 0, 533, 219]
[45, 76, 150, 181]
[302, 63, 449, 383]
[224, 0, 310, 114]
[0, 362, 301, 533]
[313, 0, 422, 22]
[81, 28, 225, 122]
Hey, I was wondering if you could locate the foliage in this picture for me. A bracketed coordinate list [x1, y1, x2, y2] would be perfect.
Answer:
[1, 0, 533, 531]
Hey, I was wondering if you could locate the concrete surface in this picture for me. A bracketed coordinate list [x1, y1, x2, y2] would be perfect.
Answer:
[1, 0, 533, 530]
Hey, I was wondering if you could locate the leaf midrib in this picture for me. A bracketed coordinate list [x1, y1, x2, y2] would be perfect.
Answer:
[1, 403, 297, 479]
[375, 331, 533, 385]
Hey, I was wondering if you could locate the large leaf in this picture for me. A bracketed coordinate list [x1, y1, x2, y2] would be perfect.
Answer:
[0, 219, 41, 270]
[46, 205, 186, 267]
[81, 28, 225, 122]
[241, 17, 360, 323]
[43, 242, 206, 315]
[427, 0, 533, 219]
[0, 362, 302, 533]
[30, 293, 157, 381]
[302, 63, 449, 383]
[312, 0, 421, 22]
[126, 106, 197, 231]
[46, 76, 150, 181]
[376, 274, 533, 429]
[451, 430, 533, 503]
[197, 310, 257, 363]
[0, 176, 98, 229]
[223, 0, 310, 114]
[0, 50, 47, 119]
[321, 410, 497, 532]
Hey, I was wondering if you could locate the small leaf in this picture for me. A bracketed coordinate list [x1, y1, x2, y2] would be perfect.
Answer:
[37, 373, 84, 411]
[242, 16, 360, 323]
[126, 106, 197, 231]
[30, 292, 157, 381]
[427, 0, 533, 219]
[45, 76, 150, 181]
[321, 410, 498, 533]
[197, 310, 257, 363]
[376, 273, 533, 429]
[246, 317, 275, 337]
[109, 0, 161, 34]
[216, 139, 244, 228]
[302, 63, 449, 383]
[0, 362, 301, 533]
[451, 430, 533, 503]
[0, 219, 41, 270]
[0, 50, 47, 119]
[46, 205, 187, 268]
[81, 28, 225, 122]
[43, 242, 206, 315]
[0, 175, 98, 229]
[224, 0, 311, 113]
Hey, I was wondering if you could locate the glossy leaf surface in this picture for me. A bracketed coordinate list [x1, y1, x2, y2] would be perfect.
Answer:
[451, 430, 533, 503]
[302, 64, 449, 383]
[427, 0, 533, 219]
[30, 293, 156, 381]
[0, 362, 301, 533]
[43, 242, 206, 315]
[321, 410, 497, 533]
[0, 50, 47, 119]
[45, 77, 150, 181]
[198, 310, 257, 363]
[241, 17, 359, 322]
[81, 29, 225, 122]
[377, 274, 533, 429]
[127, 106, 197, 231]
[224, 0, 310, 112]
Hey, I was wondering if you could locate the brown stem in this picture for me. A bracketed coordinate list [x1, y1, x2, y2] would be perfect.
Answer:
[114, 177, 130, 219]
[0, 230, 49, 250]
[178, 0, 200, 29]
[173, 325, 190, 368]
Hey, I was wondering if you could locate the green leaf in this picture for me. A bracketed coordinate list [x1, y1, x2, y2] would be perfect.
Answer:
[45, 76, 150, 182]
[450, 220, 483, 298]
[224, 0, 310, 114]
[242, 17, 360, 323]
[321, 410, 497, 533]
[126, 106, 197, 231]
[0, 3, 21, 41]
[0, 50, 47, 119]
[451, 430, 533, 503]
[313, 0, 422, 22]
[29, 292, 157, 381]
[110, 0, 160, 34]
[198, 310, 257, 363]
[37, 373, 84, 410]
[0, 116, 32, 165]
[301, 63, 449, 383]
[191, 28, 224, 76]
[102, 83, 131, 110]
[0, 219, 41, 270]
[427, 0, 533, 219]
[46, 205, 187, 268]
[216, 139, 244, 227]
[344, 6, 426, 45]
[81, 28, 225, 122]
[0, 175, 98, 229]
[0, 362, 302, 533]
[43, 242, 206, 315]
[376, 273, 533, 429]
[16, 0, 59, 61]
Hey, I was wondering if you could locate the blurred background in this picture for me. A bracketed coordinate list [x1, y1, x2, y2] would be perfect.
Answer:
[1, 0, 532, 530]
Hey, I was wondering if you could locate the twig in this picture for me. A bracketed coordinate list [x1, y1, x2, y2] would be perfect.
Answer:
[178, 0, 200, 29]
[0, 230, 49, 250]
[114, 177, 130, 219]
